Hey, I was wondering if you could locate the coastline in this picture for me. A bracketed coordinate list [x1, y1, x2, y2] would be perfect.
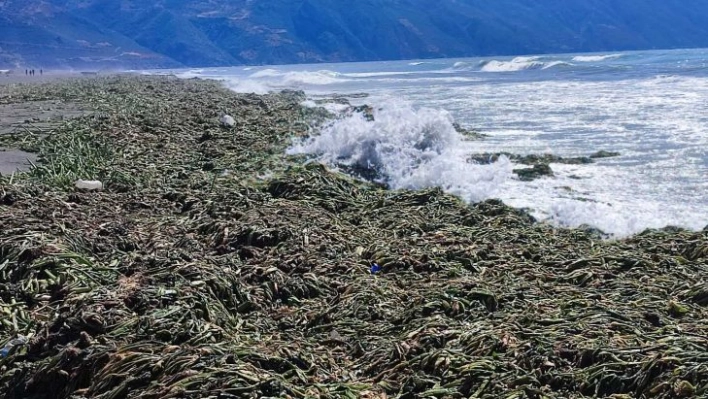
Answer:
[0, 73, 102, 175]
[0, 71, 101, 85]
[0, 75, 706, 398]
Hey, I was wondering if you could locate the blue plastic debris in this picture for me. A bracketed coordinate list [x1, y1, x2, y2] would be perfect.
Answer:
[370, 263, 382, 274]
[0, 337, 27, 358]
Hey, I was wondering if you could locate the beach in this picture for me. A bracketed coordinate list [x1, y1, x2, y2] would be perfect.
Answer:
[0, 75, 706, 398]
[0, 72, 114, 175]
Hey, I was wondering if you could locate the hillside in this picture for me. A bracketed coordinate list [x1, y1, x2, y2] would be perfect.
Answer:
[0, 1, 179, 69]
[2, 0, 708, 69]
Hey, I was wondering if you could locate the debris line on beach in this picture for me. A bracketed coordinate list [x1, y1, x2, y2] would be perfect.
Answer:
[0, 76, 707, 399]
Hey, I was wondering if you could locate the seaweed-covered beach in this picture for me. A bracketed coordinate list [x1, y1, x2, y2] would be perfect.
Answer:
[1, 75, 707, 398]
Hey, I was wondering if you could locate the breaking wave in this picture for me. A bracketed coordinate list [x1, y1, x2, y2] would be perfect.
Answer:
[174, 69, 205, 79]
[287, 101, 513, 201]
[167, 48, 708, 238]
[223, 79, 272, 95]
[572, 54, 623, 62]
[542, 61, 574, 69]
[479, 57, 545, 72]
[248, 69, 344, 85]
[289, 96, 707, 238]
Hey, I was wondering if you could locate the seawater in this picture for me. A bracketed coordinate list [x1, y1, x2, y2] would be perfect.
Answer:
[149, 48, 708, 238]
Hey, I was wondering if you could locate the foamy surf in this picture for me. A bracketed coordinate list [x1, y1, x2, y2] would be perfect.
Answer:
[480, 57, 545, 72]
[164, 48, 707, 237]
[174, 69, 205, 79]
[220, 78, 270, 94]
[249, 69, 344, 85]
[292, 95, 707, 238]
[288, 100, 514, 201]
[572, 54, 623, 62]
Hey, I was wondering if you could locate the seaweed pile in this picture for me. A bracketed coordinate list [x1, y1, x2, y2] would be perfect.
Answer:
[467, 152, 622, 182]
[1, 76, 707, 399]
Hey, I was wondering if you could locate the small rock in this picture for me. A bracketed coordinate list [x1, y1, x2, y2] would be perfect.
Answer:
[513, 164, 554, 181]
[75, 180, 103, 191]
[351, 105, 375, 121]
[468, 152, 591, 166]
[589, 150, 620, 159]
[453, 123, 486, 140]
[577, 224, 609, 239]
[329, 329, 343, 340]
[219, 114, 235, 127]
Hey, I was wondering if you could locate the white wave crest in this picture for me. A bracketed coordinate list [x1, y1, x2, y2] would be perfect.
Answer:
[287, 101, 513, 201]
[248, 68, 281, 78]
[572, 54, 622, 62]
[223, 78, 272, 95]
[174, 69, 204, 79]
[480, 57, 544, 72]
[249, 69, 344, 85]
[298, 99, 351, 114]
[538, 197, 700, 238]
[542, 61, 573, 69]
[342, 71, 416, 78]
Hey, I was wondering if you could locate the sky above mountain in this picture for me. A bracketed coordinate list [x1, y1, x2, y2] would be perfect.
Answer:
[2, 0, 708, 69]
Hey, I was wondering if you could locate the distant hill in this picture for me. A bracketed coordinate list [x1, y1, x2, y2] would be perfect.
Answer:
[2, 0, 708, 69]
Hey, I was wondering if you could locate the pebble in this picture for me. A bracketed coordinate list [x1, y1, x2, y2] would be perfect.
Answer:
[75, 179, 103, 191]
[220, 114, 235, 127]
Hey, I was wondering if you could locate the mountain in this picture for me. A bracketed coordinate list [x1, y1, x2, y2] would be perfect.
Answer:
[2, 0, 708, 69]
[0, 1, 180, 69]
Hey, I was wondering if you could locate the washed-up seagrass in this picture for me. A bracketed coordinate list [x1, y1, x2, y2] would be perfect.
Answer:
[0, 76, 707, 399]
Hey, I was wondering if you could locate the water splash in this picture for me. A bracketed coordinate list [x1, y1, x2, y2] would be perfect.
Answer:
[287, 100, 513, 202]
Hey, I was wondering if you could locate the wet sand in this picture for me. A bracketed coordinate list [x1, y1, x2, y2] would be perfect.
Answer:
[0, 149, 35, 176]
[0, 72, 100, 175]
[0, 70, 99, 85]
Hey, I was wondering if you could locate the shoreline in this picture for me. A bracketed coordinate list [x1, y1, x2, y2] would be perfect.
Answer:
[0, 71, 96, 85]
[0, 74, 102, 175]
[0, 75, 706, 398]
[0, 70, 142, 86]
[3, 73, 702, 235]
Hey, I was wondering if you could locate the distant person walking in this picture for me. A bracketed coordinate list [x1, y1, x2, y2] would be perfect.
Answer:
[25, 69, 28, 75]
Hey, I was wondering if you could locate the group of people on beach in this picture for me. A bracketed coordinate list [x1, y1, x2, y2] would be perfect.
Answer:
[25, 69, 43, 76]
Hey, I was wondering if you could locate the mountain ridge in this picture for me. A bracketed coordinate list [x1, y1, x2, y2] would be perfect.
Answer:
[2, 0, 708, 69]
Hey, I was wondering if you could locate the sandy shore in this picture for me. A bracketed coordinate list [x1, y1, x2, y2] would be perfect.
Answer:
[0, 70, 108, 85]
[0, 73, 102, 175]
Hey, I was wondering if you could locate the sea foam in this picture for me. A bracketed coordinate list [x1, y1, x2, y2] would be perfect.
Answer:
[287, 100, 513, 201]
[249, 69, 344, 85]
[480, 57, 545, 72]
[572, 54, 622, 62]
[290, 95, 707, 238]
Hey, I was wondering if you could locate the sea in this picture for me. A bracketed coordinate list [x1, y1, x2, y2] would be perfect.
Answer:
[145, 48, 708, 238]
